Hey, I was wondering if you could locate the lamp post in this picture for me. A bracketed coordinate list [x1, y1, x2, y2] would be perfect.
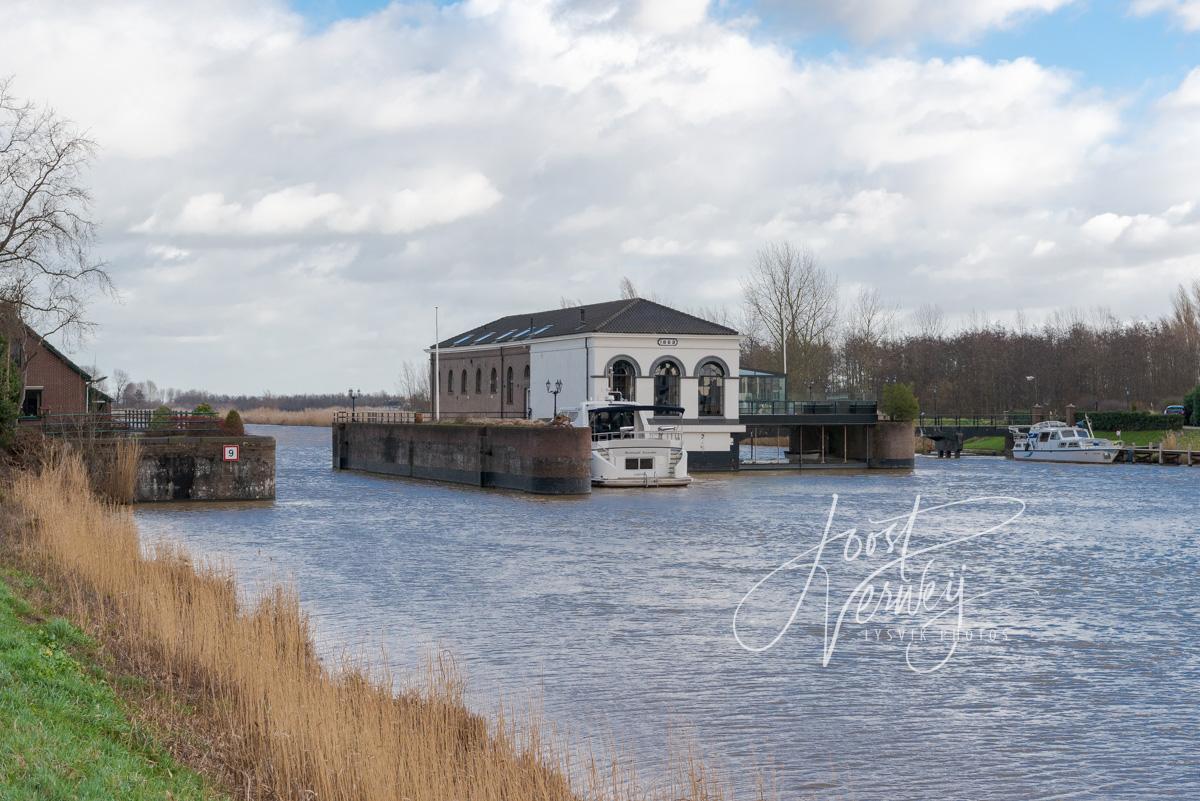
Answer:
[348, 388, 362, 421]
[1025, 375, 1037, 412]
[546, 379, 563, 417]
[932, 385, 938, 422]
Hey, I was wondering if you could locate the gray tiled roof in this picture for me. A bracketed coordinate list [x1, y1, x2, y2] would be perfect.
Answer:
[433, 298, 738, 349]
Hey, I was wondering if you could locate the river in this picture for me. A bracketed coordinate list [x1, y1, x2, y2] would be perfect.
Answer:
[135, 424, 1199, 800]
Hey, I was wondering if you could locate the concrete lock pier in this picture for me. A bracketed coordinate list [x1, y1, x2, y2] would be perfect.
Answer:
[82, 434, 277, 502]
[333, 421, 593, 495]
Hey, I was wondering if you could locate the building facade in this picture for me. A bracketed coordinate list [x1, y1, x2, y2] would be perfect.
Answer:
[3, 326, 111, 417]
[429, 299, 745, 469]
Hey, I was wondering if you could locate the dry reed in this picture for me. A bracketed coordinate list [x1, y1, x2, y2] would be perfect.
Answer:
[7, 451, 754, 801]
[237, 407, 342, 426]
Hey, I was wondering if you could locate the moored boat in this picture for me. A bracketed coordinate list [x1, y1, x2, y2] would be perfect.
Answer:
[568, 397, 691, 487]
[1009, 419, 1121, 464]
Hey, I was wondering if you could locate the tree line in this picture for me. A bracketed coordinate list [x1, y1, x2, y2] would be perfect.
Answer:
[733, 243, 1200, 413]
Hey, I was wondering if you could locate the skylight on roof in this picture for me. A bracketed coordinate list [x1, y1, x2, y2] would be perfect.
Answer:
[531, 324, 553, 336]
[494, 329, 519, 342]
[513, 327, 532, 339]
[453, 334, 474, 345]
[473, 331, 495, 344]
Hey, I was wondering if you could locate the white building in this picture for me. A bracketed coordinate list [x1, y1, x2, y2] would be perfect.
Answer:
[429, 299, 745, 470]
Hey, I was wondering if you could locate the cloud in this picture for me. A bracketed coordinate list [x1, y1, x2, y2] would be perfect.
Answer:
[136, 175, 501, 237]
[0, 0, 1195, 392]
[1131, 0, 1200, 30]
[754, 0, 1075, 43]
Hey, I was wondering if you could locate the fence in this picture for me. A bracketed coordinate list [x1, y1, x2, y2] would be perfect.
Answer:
[19, 410, 225, 437]
[739, 400, 879, 417]
[333, 410, 425, 424]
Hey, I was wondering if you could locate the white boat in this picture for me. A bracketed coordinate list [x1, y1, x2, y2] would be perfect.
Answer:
[568, 397, 691, 487]
[1009, 420, 1122, 464]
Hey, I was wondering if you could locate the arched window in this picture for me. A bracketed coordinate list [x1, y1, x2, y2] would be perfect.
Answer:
[447, 369, 455, 394]
[523, 365, 530, 383]
[475, 368, 482, 394]
[698, 361, 725, 417]
[461, 369, 468, 396]
[653, 360, 681, 408]
[490, 368, 497, 394]
[506, 366, 514, 404]
[609, 359, 636, 401]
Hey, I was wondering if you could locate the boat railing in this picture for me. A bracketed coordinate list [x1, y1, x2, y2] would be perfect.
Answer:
[592, 430, 682, 443]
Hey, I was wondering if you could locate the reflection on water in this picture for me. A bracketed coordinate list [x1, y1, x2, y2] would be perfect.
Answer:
[136, 424, 1200, 800]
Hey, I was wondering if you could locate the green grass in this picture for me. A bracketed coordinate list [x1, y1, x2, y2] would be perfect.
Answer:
[963, 435, 1005, 452]
[964, 429, 1200, 451]
[0, 574, 221, 801]
[1093, 429, 1200, 448]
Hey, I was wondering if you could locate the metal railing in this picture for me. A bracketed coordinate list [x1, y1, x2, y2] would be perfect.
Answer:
[739, 400, 879, 416]
[334, 410, 425, 424]
[592, 430, 682, 443]
[918, 413, 1032, 428]
[19, 409, 224, 437]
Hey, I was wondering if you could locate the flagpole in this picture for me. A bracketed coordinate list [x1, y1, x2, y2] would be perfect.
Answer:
[434, 305, 440, 422]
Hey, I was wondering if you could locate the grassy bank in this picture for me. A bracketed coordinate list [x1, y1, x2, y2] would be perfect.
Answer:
[0, 571, 218, 800]
[2, 453, 750, 801]
[964, 429, 1200, 452]
[236, 407, 342, 426]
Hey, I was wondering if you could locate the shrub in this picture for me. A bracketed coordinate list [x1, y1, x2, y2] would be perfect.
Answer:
[1185, 385, 1200, 426]
[149, 405, 174, 431]
[1082, 411, 1183, 431]
[222, 409, 245, 436]
[0, 332, 23, 449]
[882, 383, 920, 422]
[193, 403, 216, 416]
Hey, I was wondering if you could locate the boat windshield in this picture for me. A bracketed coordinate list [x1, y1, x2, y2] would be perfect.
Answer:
[589, 408, 638, 435]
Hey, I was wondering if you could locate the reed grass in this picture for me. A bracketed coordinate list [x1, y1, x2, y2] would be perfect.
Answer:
[6, 451, 755, 801]
[237, 407, 342, 426]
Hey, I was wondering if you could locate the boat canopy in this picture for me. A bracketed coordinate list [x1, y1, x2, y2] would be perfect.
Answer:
[587, 404, 684, 416]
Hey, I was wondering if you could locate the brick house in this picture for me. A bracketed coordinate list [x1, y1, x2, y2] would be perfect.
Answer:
[1, 318, 111, 417]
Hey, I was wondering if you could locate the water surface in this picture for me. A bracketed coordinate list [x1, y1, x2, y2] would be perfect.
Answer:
[136, 425, 1199, 800]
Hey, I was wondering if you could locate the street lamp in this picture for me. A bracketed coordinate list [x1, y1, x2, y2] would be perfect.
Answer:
[348, 388, 362, 421]
[1025, 375, 1037, 411]
[546, 379, 563, 417]
[932, 385, 938, 421]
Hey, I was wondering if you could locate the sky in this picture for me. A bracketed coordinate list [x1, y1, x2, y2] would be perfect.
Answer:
[2, 0, 1199, 394]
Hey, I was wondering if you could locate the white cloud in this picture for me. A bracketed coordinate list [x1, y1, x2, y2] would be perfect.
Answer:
[756, 0, 1074, 43]
[1131, 0, 1200, 30]
[0, 0, 1195, 391]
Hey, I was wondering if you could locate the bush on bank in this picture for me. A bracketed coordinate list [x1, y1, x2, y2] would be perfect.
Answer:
[1083, 411, 1184, 431]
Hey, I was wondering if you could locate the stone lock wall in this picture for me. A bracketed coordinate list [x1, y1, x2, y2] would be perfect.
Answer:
[868, 422, 916, 469]
[333, 422, 592, 495]
[135, 435, 276, 502]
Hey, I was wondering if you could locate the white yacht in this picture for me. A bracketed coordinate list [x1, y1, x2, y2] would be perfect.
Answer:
[1009, 420, 1122, 464]
[568, 397, 691, 487]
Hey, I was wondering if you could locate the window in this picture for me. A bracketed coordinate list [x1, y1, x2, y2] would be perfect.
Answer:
[475, 368, 482, 394]
[447, 370, 454, 394]
[20, 388, 42, 418]
[490, 368, 497, 394]
[698, 361, 725, 417]
[609, 359, 636, 401]
[506, 366, 514, 404]
[460, 369, 468, 396]
[653, 360, 681, 407]
[624, 457, 654, 470]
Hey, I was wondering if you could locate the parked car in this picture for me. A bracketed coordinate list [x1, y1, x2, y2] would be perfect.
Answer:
[1164, 405, 1186, 415]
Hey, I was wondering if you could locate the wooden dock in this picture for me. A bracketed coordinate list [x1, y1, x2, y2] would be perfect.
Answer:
[1117, 445, 1199, 466]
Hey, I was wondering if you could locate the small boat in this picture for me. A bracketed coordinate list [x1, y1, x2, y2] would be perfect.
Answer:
[1009, 419, 1121, 464]
[568, 397, 691, 487]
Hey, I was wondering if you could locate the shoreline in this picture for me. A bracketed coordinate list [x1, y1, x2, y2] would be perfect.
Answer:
[0, 453, 757, 801]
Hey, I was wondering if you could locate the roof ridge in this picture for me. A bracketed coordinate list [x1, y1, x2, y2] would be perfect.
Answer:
[593, 297, 642, 332]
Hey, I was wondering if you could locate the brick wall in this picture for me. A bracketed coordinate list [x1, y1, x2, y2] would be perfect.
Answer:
[430, 346, 531, 419]
[21, 337, 90, 415]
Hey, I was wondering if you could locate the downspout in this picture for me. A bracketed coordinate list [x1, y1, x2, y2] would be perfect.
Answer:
[499, 346, 505, 419]
[584, 337, 591, 401]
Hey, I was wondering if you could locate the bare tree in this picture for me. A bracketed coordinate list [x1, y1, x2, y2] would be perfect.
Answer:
[397, 359, 430, 408]
[741, 242, 839, 393]
[111, 368, 129, 406]
[0, 79, 110, 341]
[559, 296, 583, 309]
[619, 276, 638, 300]
[911, 303, 945, 339]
